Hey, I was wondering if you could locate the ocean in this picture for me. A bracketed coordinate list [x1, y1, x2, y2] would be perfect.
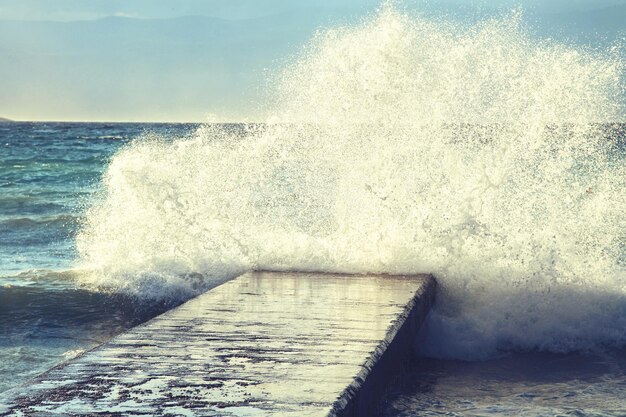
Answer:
[1, 121, 624, 415]
[0, 122, 197, 392]
[1, 6, 626, 416]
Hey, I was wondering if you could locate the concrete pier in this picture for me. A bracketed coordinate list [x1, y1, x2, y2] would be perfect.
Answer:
[0, 271, 436, 416]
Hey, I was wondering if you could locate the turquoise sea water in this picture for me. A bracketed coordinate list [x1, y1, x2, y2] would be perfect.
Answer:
[0, 122, 199, 274]
[0, 122, 197, 392]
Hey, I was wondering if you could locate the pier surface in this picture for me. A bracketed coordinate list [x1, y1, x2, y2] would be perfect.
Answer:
[0, 271, 435, 416]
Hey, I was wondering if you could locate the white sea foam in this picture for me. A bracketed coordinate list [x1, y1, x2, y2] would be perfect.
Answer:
[76, 7, 626, 359]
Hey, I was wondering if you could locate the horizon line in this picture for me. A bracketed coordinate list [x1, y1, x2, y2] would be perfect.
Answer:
[3, 118, 626, 125]
[0, 119, 264, 124]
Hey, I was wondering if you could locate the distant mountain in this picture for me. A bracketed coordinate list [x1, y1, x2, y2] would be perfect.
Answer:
[0, 117, 14, 122]
[0, 11, 359, 121]
[0, 4, 622, 122]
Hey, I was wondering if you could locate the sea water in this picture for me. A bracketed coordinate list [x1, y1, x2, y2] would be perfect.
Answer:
[378, 350, 626, 416]
[1, 5, 625, 415]
[0, 122, 197, 392]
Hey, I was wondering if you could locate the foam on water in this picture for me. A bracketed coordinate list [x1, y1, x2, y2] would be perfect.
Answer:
[76, 6, 626, 359]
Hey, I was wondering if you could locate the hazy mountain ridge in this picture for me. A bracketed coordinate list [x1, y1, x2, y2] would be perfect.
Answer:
[0, 5, 623, 121]
[0, 11, 338, 121]
[0, 0, 623, 21]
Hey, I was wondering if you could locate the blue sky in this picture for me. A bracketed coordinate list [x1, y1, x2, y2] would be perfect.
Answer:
[0, 0, 624, 121]
[1, 0, 624, 21]
[0, 0, 624, 21]
[2, 0, 372, 21]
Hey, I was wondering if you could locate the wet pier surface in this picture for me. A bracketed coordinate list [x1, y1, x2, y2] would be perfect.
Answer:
[0, 271, 436, 416]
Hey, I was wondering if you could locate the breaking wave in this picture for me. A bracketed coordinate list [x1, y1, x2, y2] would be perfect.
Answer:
[76, 7, 626, 359]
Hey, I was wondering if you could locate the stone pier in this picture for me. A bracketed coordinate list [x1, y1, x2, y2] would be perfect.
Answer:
[0, 271, 436, 416]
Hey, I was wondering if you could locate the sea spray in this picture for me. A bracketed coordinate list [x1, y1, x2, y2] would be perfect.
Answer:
[76, 7, 626, 359]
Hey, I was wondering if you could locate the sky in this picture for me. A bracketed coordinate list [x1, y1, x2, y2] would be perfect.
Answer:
[0, 0, 624, 122]
[0, 0, 625, 21]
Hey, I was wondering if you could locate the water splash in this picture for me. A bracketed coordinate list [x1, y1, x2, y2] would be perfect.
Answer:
[76, 8, 626, 359]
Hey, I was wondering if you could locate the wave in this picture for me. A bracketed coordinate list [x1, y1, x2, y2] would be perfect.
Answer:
[0, 215, 82, 229]
[0, 197, 64, 216]
[1, 268, 80, 283]
[0, 215, 82, 246]
[76, 7, 626, 359]
[0, 271, 176, 361]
